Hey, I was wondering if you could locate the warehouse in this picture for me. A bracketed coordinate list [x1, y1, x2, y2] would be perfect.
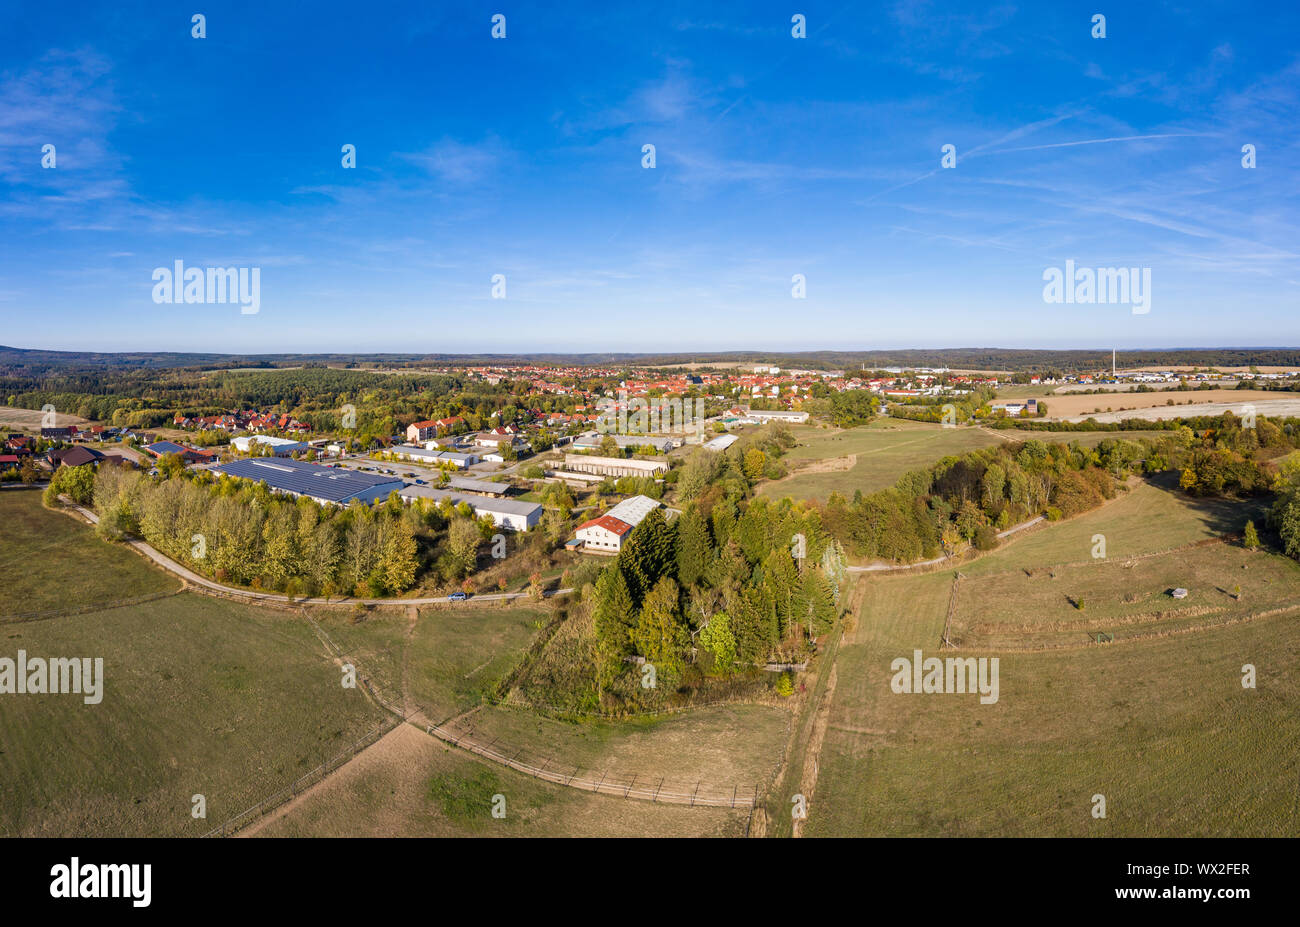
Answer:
[214, 458, 403, 506]
[397, 484, 541, 531]
[445, 476, 509, 496]
[563, 453, 668, 478]
[231, 435, 308, 456]
[390, 444, 479, 469]
[571, 432, 675, 454]
[573, 494, 662, 553]
[745, 409, 809, 423]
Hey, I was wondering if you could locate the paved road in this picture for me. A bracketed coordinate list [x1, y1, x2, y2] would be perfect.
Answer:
[65, 501, 572, 607]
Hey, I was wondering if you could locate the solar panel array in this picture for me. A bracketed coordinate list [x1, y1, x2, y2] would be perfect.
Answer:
[215, 457, 402, 503]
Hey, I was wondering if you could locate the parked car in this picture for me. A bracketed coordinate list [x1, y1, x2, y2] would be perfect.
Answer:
[414, 479, 425, 485]
[448, 591, 468, 602]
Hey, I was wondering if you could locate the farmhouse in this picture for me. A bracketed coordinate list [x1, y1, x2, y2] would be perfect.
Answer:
[214, 458, 403, 506]
[397, 484, 541, 531]
[573, 495, 663, 553]
[563, 454, 668, 479]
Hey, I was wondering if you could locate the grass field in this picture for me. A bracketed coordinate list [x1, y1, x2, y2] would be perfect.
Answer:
[0, 493, 182, 619]
[318, 603, 548, 723]
[952, 540, 1300, 649]
[0, 593, 386, 836]
[759, 420, 1005, 501]
[761, 420, 1171, 503]
[805, 491, 1300, 837]
[250, 722, 749, 837]
[964, 476, 1269, 576]
[460, 702, 789, 794]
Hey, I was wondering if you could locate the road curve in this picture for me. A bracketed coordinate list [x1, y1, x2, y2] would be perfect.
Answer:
[62, 500, 573, 607]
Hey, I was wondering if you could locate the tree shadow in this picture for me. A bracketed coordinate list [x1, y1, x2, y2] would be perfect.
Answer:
[1142, 471, 1271, 538]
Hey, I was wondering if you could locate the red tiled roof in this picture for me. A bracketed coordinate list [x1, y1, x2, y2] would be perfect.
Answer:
[576, 515, 634, 536]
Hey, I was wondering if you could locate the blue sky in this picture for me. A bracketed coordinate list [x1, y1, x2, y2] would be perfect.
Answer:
[2, 1, 1298, 354]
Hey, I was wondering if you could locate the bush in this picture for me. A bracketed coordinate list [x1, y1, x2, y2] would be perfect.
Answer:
[775, 671, 795, 697]
[973, 525, 999, 551]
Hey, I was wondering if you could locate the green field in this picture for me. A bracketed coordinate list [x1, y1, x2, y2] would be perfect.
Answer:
[319, 602, 548, 723]
[0, 491, 180, 619]
[759, 420, 1004, 501]
[964, 476, 1269, 576]
[0, 592, 386, 836]
[953, 541, 1300, 649]
[761, 420, 1173, 503]
[805, 491, 1300, 837]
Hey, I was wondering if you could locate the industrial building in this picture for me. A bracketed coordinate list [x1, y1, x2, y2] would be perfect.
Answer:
[231, 435, 308, 456]
[214, 458, 403, 506]
[389, 444, 479, 469]
[397, 484, 541, 531]
[571, 432, 675, 454]
[745, 409, 809, 424]
[573, 494, 663, 553]
[445, 476, 509, 496]
[563, 454, 668, 479]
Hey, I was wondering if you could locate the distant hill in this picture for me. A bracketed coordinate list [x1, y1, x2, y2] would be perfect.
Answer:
[4, 344, 1300, 375]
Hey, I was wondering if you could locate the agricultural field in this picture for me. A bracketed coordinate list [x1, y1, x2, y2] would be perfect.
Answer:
[0, 405, 86, 433]
[1045, 389, 1297, 422]
[805, 496, 1300, 837]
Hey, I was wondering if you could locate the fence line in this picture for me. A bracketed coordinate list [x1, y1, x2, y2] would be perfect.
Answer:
[202, 612, 761, 837]
[940, 572, 963, 649]
[421, 717, 758, 809]
[201, 719, 397, 837]
[1, 588, 183, 625]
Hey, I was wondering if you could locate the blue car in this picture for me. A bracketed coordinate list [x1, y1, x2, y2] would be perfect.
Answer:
[448, 591, 468, 602]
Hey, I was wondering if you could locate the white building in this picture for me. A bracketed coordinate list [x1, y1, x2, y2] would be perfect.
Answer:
[398, 485, 541, 531]
[564, 454, 668, 478]
[231, 435, 308, 456]
[574, 494, 663, 553]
